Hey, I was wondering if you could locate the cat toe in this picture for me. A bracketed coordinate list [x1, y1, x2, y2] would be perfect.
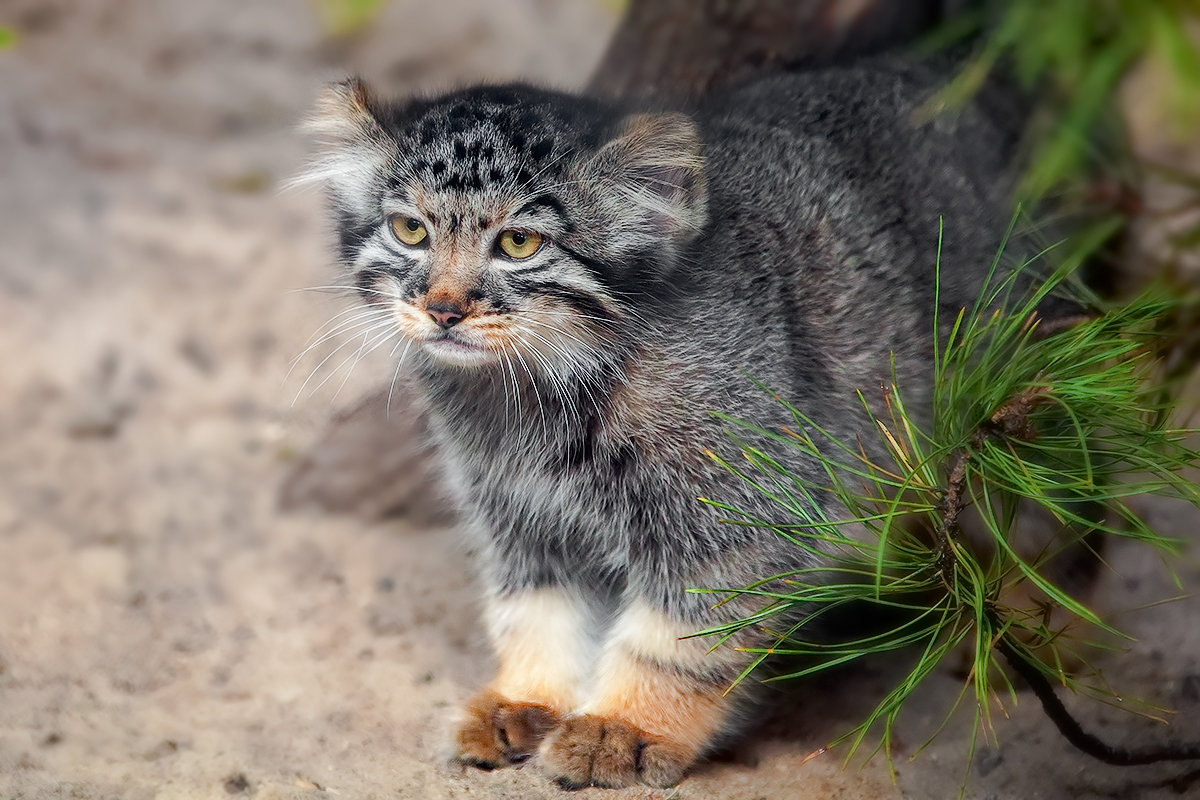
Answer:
[539, 714, 691, 789]
[453, 690, 560, 769]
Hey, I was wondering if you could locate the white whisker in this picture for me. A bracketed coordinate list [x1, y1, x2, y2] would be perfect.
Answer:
[284, 308, 392, 384]
[509, 338, 547, 430]
[499, 342, 521, 432]
[515, 326, 605, 420]
[290, 318, 393, 406]
[293, 305, 391, 358]
[510, 330, 568, 412]
[332, 326, 400, 404]
[305, 323, 398, 401]
[386, 339, 415, 417]
[290, 285, 403, 299]
[292, 300, 390, 351]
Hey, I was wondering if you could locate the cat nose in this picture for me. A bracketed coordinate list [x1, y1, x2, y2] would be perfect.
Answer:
[426, 301, 465, 329]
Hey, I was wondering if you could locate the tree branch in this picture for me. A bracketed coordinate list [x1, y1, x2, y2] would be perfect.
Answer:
[937, 386, 1200, 767]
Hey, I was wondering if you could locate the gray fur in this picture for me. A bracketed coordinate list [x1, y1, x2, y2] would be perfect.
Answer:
[312, 59, 1037, 690]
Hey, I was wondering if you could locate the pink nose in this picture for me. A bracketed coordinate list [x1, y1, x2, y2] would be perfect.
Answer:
[426, 301, 465, 329]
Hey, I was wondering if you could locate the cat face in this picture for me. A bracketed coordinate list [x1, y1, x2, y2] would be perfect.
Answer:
[306, 80, 707, 372]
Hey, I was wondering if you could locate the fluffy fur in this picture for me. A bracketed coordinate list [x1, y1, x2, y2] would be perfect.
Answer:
[308, 60, 1041, 788]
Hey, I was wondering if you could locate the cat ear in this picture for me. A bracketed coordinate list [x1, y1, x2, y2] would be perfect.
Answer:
[592, 112, 708, 243]
[296, 77, 394, 218]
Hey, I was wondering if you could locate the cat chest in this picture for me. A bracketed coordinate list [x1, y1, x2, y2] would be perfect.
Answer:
[425, 375, 714, 555]
[448, 435, 627, 533]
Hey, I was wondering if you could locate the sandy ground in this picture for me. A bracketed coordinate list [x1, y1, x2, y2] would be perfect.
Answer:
[1, 2, 1199, 799]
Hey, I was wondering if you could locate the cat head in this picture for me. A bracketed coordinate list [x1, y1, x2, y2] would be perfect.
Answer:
[302, 78, 706, 370]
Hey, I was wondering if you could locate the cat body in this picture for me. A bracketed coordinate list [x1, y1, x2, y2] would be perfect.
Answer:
[311, 58, 1030, 788]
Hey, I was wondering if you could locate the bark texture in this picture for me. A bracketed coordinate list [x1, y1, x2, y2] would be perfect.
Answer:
[590, 0, 967, 97]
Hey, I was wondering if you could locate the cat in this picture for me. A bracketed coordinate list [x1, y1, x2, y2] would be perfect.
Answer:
[304, 57, 1041, 788]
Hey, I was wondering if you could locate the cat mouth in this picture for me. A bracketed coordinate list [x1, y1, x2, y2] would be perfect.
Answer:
[422, 332, 494, 365]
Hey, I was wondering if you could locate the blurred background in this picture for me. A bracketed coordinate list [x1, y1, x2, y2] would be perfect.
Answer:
[1, 2, 1198, 799]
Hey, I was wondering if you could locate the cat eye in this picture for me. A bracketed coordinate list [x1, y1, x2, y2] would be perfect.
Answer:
[496, 229, 543, 260]
[390, 215, 428, 247]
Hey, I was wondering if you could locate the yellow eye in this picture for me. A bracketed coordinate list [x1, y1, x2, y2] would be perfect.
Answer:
[390, 215, 428, 246]
[497, 229, 543, 260]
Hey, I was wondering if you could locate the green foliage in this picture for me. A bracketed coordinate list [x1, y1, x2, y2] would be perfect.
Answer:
[312, 0, 389, 38]
[0, 26, 16, 50]
[698, 224, 1200, 782]
[698, 3, 1200, 781]
[930, 0, 1200, 200]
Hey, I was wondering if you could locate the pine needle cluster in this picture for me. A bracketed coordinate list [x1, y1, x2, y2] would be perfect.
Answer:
[698, 226, 1200, 780]
[694, 5, 1200, 777]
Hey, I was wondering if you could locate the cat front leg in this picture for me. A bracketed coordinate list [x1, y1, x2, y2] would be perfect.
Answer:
[454, 584, 596, 769]
[538, 598, 753, 788]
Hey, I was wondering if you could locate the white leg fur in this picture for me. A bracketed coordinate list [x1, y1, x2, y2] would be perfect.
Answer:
[486, 586, 595, 710]
[577, 600, 745, 753]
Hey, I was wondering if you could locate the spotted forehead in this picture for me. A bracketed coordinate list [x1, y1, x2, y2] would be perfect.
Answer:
[407, 182, 516, 236]
[385, 88, 604, 195]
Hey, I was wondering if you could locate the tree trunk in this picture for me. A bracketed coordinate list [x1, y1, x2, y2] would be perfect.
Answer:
[590, 0, 964, 98]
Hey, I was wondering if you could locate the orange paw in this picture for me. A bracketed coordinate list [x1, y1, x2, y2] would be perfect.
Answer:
[453, 690, 561, 770]
[538, 714, 692, 789]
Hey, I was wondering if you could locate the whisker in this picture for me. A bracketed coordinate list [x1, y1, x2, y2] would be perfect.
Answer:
[508, 338, 547, 430]
[285, 308, 392, 382]
[332, 326, 401, 404]
[293, 300, 390, 350]
[518, 317, 611, 363]
[327, 330, 373, 404]
[289, 284, 403, 300]
[499, 342, 522, 432]
[494, 341, 513, 429]
[285, 314, 390, 390]
[291, 329, 366, 406]
[508, 309, 624, 326]
[386, 339, 415, 417]
[305, 323, 398, 402]
[290, 318, 393, 406]
[510, 330, 569, 412]
[515, 327, 605, 420]
[294, 305, 391, 357]
[509, 301, 652, 335]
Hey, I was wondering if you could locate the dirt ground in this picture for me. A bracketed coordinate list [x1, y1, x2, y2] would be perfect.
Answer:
[2, 2, 1199, 799]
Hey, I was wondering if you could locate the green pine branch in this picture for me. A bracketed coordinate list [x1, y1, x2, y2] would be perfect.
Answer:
[697, 226, 1200, 790]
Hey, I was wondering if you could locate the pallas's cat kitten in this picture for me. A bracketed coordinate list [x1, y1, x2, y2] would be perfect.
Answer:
[308, 61, 1033, 788]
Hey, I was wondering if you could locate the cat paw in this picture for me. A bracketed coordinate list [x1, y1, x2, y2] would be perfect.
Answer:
[453, 690, 561, 769]
[538, 714, 691, 789]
